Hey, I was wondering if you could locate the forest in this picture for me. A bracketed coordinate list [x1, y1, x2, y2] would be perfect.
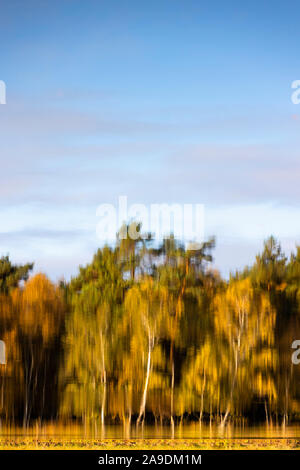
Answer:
[1, 222, 300, 429]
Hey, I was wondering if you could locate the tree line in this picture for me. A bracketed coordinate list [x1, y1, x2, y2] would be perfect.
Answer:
[1, 223, 300, 428]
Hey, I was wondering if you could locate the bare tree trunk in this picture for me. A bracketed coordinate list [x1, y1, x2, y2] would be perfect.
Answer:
[264, 399, 269, 426]
[124, 385, 132, 438]
[137, 331, 153, 426]
[170, 361, 175, 438]
[23, 345, 34, 429]
[101, 371, 106, 431]
[100, 332, 106, 435]
[199, 371, 206, 424]
[220, 304, 245, 428]
[220, 350, 238, 428]
[220, 407, 230, 428]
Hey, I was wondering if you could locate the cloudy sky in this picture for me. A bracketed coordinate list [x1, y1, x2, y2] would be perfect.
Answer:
[1, 0, 300, 279]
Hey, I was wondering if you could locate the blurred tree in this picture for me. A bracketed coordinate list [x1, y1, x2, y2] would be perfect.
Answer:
[0, 256, 33, 294]
[250, 236, 287, 291]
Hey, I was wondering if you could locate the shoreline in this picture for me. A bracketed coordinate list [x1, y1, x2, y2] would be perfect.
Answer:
[1, 438, 300, 450]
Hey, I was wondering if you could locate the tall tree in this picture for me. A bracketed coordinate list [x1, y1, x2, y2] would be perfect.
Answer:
[250, 236, 287, 291]
[0, 256, 33, 294]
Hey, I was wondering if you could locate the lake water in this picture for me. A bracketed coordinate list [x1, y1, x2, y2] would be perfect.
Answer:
[1, 423, 300, 440]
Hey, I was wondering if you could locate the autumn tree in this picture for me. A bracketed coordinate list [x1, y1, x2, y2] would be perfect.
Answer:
[0, 256, 33, 294]
[16, 273, 65, 427]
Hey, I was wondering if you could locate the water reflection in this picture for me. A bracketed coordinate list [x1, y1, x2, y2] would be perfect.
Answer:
[1, 423, 300, 440]
[1, 235, 300, 433]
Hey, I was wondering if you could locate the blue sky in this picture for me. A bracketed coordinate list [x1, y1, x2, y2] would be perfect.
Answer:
[1, 0, 300, 279]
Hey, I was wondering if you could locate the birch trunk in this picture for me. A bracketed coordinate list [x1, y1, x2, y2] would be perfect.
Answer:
[137, 330, 153, 426]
